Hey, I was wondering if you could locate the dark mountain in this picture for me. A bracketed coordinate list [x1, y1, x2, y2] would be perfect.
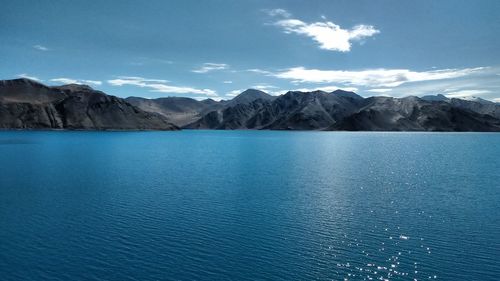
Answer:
[331, 89, 364, 100]
[2, 80, 499, 131]
[331, 96, 500, 131]
[126, 89, 275, 127]
[421, 94, 449, 102]
[0, 79, 178, 130]
[421, 94, 500, 119]
[448, 97, 500, 119]
[126, 96, 224, 127]
[225, 89, 275, 107]
[185, 90, 365, 130]
[186, 91, 500, 131]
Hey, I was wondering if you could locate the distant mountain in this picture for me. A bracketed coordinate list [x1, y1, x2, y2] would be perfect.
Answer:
[126, 96, 224, 127]
[185, 90, 365, 130]
[126, 89, 275, 127]
[0, 79, 178, 130]
[2, 79, 499, 131]
[332, 96, 500, 131]
[421, 94, 449, 102]
[331, 89, 364, 100]
[186, 90, 500, 131]
[225, 89, 275, 107]
[421, 94, 500, 119]
[449, 97, 500, 119]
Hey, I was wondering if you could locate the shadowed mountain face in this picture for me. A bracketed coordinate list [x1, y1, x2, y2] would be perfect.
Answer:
[2, 79, 499, 131]
[0, 79, 178, 130]
[125, 96, 225, 127]
[186, 90, 366, 130]
[185, 91, 500, 131]
[422, 94, 500, 119]
[225, 89, 275, 106]
[332, 96, 500, 131]
[125, 89, 274, 127]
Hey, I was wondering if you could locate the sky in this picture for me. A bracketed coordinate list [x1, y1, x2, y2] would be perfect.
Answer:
[1, 0, 500, 101]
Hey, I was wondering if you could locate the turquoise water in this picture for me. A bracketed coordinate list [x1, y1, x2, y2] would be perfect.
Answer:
[0, 131, 499, 281]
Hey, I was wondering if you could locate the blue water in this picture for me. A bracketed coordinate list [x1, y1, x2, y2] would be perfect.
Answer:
[0, 131, 499, 281]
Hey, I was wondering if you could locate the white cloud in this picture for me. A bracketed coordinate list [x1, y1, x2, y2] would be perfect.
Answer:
[108, 76, 217, 97]
[493, 98, 500, 103]
[223, 80, 233, 84]
[107, 76, 168, 85]
[367, 88, 392, 93]
[50, 78, 102, 86]
[51, 78, 78, 84]
[444, 90, 491, 99]
[292, 86, 358, 93]
[269, 10, 379, 52]
[263, 8, 291, 18]
[251, 84, 278, 91]
[274, 66, 486, 87]
[33, 45, 49, 51]
[192, 63, 229, 73]
[18, 73, 42, 81]
[246, 68, 273, 75]
[82, 80, 103, 86]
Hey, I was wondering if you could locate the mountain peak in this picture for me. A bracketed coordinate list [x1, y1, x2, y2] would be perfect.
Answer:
[53, 84, 95, 92]
[421, 94, 449, 102]
[228, 89, 274, 106]
[331, 89, 363, 100]
[1, 78, 46, 88]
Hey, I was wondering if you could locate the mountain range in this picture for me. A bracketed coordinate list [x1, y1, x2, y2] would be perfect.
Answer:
[1, 78, 499, 131]
[0, 79, 178, 130]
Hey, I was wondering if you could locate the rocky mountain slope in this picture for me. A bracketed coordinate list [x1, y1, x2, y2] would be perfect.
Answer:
[0, 79, 178, 130]
[125, 96, 224, 127]
[2, 78, 499, 131]
[185, 90, 364, 130]
[184, 90, 500, 131]
[332, 96, 500, 131]
[125, 89, 274, 127]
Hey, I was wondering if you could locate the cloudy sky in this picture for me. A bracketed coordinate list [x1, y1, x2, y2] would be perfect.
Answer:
[2, 0, 500, 101]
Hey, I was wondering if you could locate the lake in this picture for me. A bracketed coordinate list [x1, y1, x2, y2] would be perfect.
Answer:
[0, 130, 499, 280]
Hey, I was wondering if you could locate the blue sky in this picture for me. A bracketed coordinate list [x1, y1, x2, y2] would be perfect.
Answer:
[1, 0, 500, 101]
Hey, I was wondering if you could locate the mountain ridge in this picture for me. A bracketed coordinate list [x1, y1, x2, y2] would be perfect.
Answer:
[1, 78, 499, 131]
[0, 78, 178, 130]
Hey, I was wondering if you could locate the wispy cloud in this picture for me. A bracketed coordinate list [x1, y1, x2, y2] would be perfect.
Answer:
[267, 9, 379, 52]
[246, 68, 274, 75]
[223, 80, 233, 84]
[18, 73, 42, 82]
[251, 84, 278, 91]
[366, 88, 392, 93]
[358, 67, 500, 100]
[50, 78, 102, 86]
[291, 86, 359, 93]
[192, 63, 229, 73]
[33, 44, 49, 51]
[273, 66, 486, 87]
[263, 8, 291, 18]
[108, 76, 217, 96]
[444, 90, 491, 99]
